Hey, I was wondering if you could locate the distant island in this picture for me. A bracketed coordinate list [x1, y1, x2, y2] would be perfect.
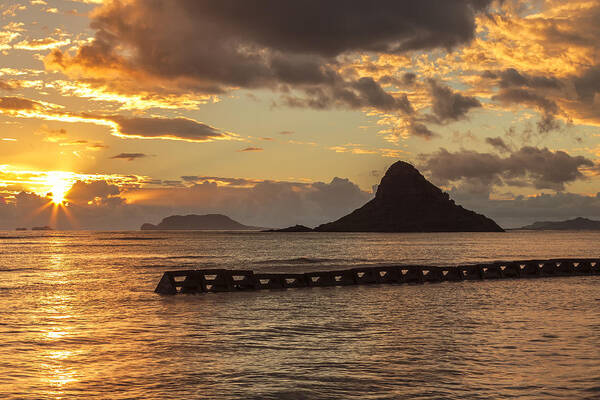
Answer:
[273, 160, 503, 233]
[516, 217, 600, 230]
[264, 224, 313, 232]
[140, 214, 263, 231]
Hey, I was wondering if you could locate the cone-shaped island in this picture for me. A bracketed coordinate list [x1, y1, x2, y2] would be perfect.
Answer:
[312, 160, 504, 232]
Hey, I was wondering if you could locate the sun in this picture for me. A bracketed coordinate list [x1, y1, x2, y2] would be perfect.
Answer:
[45, 172, 73, 205]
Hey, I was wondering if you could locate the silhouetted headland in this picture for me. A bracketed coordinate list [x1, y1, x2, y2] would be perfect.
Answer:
[516, 217, 600, 231]
[141, 214, 263, 230]
[274, 160, 503, 232]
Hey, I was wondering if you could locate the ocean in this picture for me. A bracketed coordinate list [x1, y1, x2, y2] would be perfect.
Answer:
[1, 230, 599, 399]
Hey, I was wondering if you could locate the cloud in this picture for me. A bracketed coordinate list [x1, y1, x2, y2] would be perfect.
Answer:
[427, 79, 481, 123]
[492, 88, 559, 115]
[279, 76, 415, 112]
[65, 180, 120, 204]
[13, 37, 70, 50]
[0, 80, 19, 91]
[485, 136, 511, 153]
[492, 88, 561, 132]
[1, 170, 599, 230]
[45, 0, 492, 112]
[408, 120, 437, 139]
[0, 96, 43, 110]
[573, 66, 600, 104]
[35, 125, 67, 142]
[238, 147, 263, 152]
[110, 153, 148, 161]
[0, 99, 236, 143]
[100, 115, 236, 142]
[126, 176, 374, 228]
[484, 68, 562, 90]
[449, 191, 600, 229]
[421, 146, 595, 192]
[441, 2, 600, 127]
[0, 175, 374, 229]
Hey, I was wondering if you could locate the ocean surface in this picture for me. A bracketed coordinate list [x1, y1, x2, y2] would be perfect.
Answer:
[1, 230, 599, 399]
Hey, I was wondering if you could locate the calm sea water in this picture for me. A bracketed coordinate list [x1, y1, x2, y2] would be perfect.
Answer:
[1, 230, 599, 399]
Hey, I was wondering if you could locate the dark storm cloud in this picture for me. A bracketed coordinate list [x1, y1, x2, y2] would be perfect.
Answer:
[110, 153, 148, 161]
[174, 1, 492, 57]
[421, 146, 594, 191]
[47, 0, 492, 112]
[485, 137, 511, 153]
[427, 80, 481, 123]
[99, 115, 233, 142]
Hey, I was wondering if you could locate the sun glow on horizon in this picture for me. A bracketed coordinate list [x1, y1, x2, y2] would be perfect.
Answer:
[45, 172, 73, 204]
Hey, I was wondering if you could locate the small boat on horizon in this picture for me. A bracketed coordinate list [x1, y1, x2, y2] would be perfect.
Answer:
[31, 226, 53, 231]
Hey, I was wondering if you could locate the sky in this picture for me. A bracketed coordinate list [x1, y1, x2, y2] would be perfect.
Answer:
[0, 0, 599, 229]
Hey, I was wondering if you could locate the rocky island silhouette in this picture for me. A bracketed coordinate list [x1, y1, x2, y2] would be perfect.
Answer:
[273, 160, 503, 232]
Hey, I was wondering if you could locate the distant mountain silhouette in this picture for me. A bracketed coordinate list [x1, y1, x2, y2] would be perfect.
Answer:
[141, 214, 263, 230]
[313, 160, 503, 232]
[517, 217, 600, 230]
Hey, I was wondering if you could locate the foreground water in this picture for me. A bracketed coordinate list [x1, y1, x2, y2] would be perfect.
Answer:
[0, 230, 599, 399]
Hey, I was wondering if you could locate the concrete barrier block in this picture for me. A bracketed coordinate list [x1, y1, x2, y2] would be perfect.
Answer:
[521, 261, 542, 278]
[402, 266, 424, 284]
[440, 267, 464, 281]
[574, 261, 592, 275]
[374, 266, 403, 283]
[331, 270, 357, 285]
[502, 262, 521, 278]
[180, 271, 206, 293]
[591, 261, 600, 275]
[304, 271, 336, 287]
[540, 261, 558, 277]
[282, 274, 308, 288]
[422, 267, 443, 282]
[461, 265, 483, 280]
[155, 272, 178, 294]
[231, 270, 258, 290]
[254, 273, 285, 290]
[555, 261, 575, 276]
[352, 267, 379, 284]
[202, 270, 235, 292]
[482, 264, 504, 279]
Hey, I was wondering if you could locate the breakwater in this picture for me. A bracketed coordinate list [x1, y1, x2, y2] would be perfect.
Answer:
[155, 258, 600, 295]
